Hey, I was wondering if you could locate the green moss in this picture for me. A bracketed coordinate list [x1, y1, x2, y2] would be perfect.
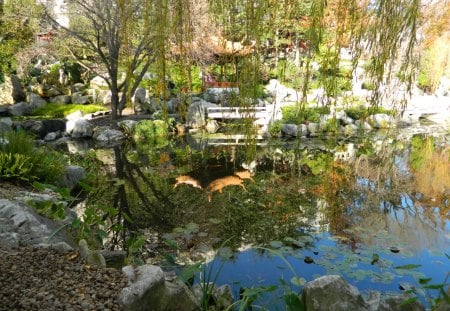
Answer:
[31, 104, 107, 119]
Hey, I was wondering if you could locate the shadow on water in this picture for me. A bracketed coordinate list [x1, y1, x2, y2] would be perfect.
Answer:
[67, 132, 450, 307]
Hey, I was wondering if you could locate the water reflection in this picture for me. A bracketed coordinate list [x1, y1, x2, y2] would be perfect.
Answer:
[70, 132, 449, 305]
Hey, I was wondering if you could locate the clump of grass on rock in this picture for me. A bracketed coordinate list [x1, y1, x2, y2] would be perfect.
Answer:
[0, 130, 66, 183]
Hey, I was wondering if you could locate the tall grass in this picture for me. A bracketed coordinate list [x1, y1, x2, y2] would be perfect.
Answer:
[0, 130, 66, 183]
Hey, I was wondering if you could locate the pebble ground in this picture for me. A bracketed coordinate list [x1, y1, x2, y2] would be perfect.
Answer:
[0, 247, 127, 311]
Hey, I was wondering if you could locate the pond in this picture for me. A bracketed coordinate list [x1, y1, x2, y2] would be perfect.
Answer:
[68, 129, 450, 309]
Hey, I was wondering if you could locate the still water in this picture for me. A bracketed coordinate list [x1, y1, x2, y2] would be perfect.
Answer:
[73, 131, 450, 308]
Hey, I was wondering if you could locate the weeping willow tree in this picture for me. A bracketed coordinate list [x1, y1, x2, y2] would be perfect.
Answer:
[208, 0, 421, 111]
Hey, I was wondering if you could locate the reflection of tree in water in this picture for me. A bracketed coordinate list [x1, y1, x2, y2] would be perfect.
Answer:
[346, 137, 449, 252]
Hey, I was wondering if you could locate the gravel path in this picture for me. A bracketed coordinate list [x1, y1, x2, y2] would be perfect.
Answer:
[0, 247, 127, 311]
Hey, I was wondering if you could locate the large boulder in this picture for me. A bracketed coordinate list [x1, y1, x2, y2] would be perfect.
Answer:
[49, 95, 72, 104]
[66, 119, 94, 138]
[0, 199, 75, 250]
[281, 124, 299, 137]
[28, 93, 48, 109]
[301, 275, 368, 311]
[186, 98, 219, 129]
[0, 117, 13, 132]
[8, 102, 31, 116]
[15, 119, 65, 139]
[90, 75, 109, 89]
[71, 92, 90, 105]
[0, 77, 15, 104]
[59, 165, 85, 191]
[93, 126, 125, 145]
[119, 265, 167, 311]
[119, 265, 200, 311]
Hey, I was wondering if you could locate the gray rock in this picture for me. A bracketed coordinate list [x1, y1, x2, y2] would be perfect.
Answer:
[165, 279, 200, 311]
[205, 119, 220, 133]
[0, 121, 11, 132]
[186, 99, 218, 129]
[101, 90, 112, 105]
[213, 284, 233, 309]
[66, 110, 84, 121]
[78, 239, 106, 268]
[16, 120, 45, 138]
[132, 87, 147, 106]
[18, 119, 66, 139]
[11, 74, 26, 103]
[384, 295, 425, 311]
[50, 241, 74, 253]
[0, 105, 10, 116]
[166, 97, 180, 114]
[307, 122, 320, 137]
[72, 83, 86, 93]
[0, 199, 75, 249]
[66, 119, 94, 138]
[370, 113, 395, 129]
[71, 92, 90, 105]
[93, 126, 125, 144]
[298, 123, 308, 136]
[336, 110, 354, 125]
[8, 102, 31, 116]
[0, 117, 13, 131]
[281, 124, 298, 137]
[90, 75, 109, 89]
[119, 265, 166, 311]
[59, 165, 85, 190]
[355, 120, 372, 131]
[100, 250, 127, 269]
[49, 95, 71, 104]
[28, 93, 47, 109]
[301, 275, 368, 311]
[44, 131, 61, 142]
[0, 77, 14, 104]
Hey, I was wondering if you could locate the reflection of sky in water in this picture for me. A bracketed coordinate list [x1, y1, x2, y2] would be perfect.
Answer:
[205, 231, 449, 309]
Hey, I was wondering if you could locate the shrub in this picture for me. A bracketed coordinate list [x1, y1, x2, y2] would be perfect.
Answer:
[133, 120, 169, 141]
[268, 120, 282, 137]
[282, 106, 330, 124]
[0, 130, 66, 182]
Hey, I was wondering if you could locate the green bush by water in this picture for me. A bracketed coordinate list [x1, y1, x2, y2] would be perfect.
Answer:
[0, 130, 66, 182]
[31, 103, 107, 119]
[282, 106, 330, 124]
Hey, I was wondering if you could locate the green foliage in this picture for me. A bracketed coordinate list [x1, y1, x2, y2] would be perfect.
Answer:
[133, 119, 169, 141]
[301, 152, 333, 175]
[0, 0, 42, 76]
[282, 106, 330, 124]
[361, 81, 376, 91]
[0, 130, 66, 182]
[31, 104, 107, 119]
[268, 120, 282, 137]
[409, 135, 434, 171]
[0, 153, 34, 180]
[345, 106, 395, 121]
